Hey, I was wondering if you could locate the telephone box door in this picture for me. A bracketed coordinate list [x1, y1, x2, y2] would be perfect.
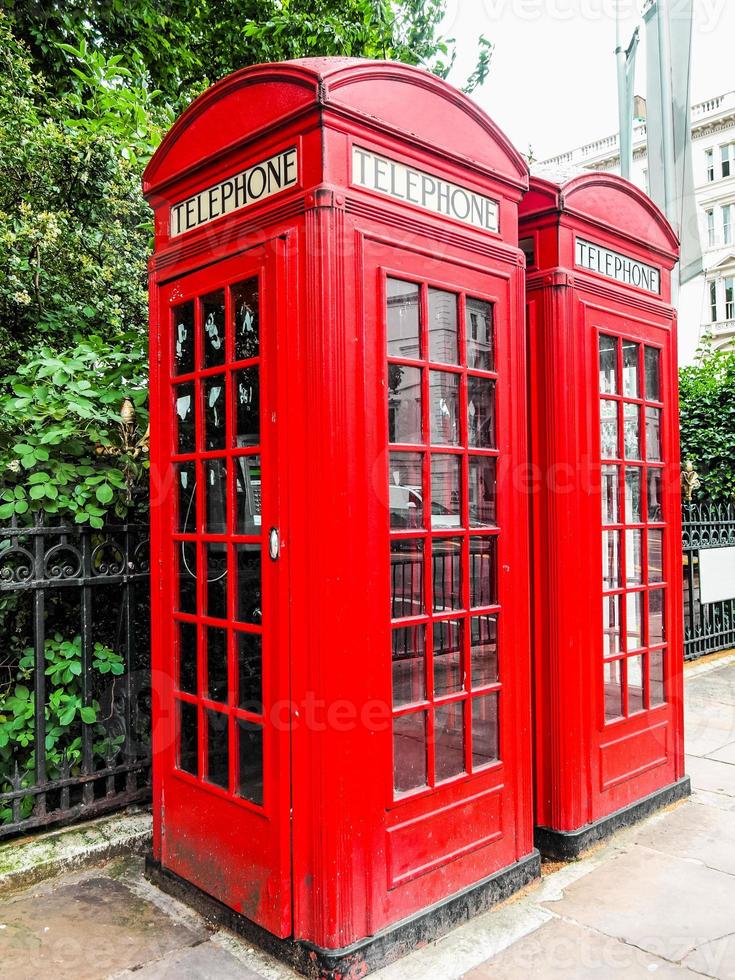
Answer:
[154, 245, 291, 936]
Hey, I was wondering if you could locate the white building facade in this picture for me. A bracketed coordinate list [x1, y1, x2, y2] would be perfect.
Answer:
[538, 91, 735, 365]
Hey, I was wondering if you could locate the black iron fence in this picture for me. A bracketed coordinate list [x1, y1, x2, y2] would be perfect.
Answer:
[0, 514, 151, 838]
[682, 501, 735, 661]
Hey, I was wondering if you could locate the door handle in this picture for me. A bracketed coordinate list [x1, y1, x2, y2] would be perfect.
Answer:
[269, 527, 280, 561]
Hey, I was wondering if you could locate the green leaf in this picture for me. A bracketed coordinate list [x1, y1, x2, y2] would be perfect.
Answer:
[96, 483, 114, 504]
[80, 706, 97, 724]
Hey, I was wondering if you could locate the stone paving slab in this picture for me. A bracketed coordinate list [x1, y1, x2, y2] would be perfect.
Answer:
[111, 940, 263, 979]
[685, 753, 735, 797]
[683, 932, 735, 980]
[707, 740, 735, 765]
[628, 799, 735, 874]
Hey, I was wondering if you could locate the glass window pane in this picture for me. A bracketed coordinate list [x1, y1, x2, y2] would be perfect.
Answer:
[648, 469, 664, 522]
[393, 711, 427, 793]
[467, 377, 496, 448]
[238, 719, 263, 805]
[472, 693, 499, 768]
[202, 290, 226, 368]
[602, 465, 619, 525]
[648, 529, 664, 583]
[470, 536, 497, 608]
[471, 614, 498, 688]
[205, 459, 227, 534]
[177, 621, 198, 695]
[626, 529, 643, 585]
[435, 702, 465, 782]
[236, 544, 262, 625]
[625, 467, 642, 524]
[235, 368, 260, 448]
[628, 655, 645, 714]
[433, 619, 463, 696]
[387, 279, 420, 359]
[646, 407, 662, 461]
[599, 335, 618, 394]
[600, 400, 619, 458]
[430, 370, 460, 445]
[649, 589, 666, 644]
[176, 461, 197, 533]
[433, 537, 463, 612]
[428, 288, 458, 365]
[178, 701, 198, 776]
[602, 531, 621, 590]
[388, 365, 423, 445]
[237, 632, 262, 713]
[431, 455, 461, 528]
[604, 660, 623, 721]
[466, 297, 494, 371]
[206, 627, 228, 703]
[624, 403, 641, 460]
[233, 278, 259, 361]
[235, 454, 262, 533]
[627, 592, 644, 650]
[603, 595, 621, 657]
[176, 542, 198, 614]
[650, 650, 665, 706]
[392, 625, 426, 707]
[173, 300, 195, 375]
[391, 539, 424, 618]
[622, 340, 640, 397]
[175, 383, 196, 454]
[645, 347, 661, 401]
[205, 543, 228, 620]
[469, 456, 497, 528]
[389, 453, 423, 529]
[204, 376, 226, 451]
[206, 708, 229, 789]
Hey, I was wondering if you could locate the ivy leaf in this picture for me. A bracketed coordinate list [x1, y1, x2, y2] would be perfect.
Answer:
[80, 706, 97, 724]
[96, 483, 114, 504]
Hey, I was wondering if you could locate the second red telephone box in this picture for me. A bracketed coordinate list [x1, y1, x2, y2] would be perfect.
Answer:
[521, 173, 690, 858]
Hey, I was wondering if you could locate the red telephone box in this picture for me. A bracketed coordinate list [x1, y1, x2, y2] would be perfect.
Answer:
[143, 58, 538, 975]
[521, 173, 690, 859]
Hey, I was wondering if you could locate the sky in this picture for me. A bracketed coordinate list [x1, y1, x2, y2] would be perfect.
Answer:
[442, 0, 735, 161]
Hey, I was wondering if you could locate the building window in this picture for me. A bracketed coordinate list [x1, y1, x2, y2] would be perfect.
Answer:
[726, 278, 734, 321]
[710, 280, 718, 322]
[724, 204, 733, 245]
[706, 148, 715, 182]
[722, 144, 734, 179]
[706, 209, 716, 247]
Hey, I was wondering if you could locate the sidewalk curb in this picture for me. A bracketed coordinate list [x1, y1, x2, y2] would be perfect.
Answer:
[0, 808, 152, 895]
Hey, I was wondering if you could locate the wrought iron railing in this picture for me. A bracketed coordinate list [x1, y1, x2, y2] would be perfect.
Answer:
[682, 501, 735, 660]
[0, 514, 151, 838]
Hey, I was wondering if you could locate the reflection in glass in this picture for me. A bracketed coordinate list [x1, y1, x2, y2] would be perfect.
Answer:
[205, 543, 228, 620]
[646, 407, 662, 461]
[603, 595, 621, 657]
[602, 531, 621, 590]
[625, 529, 643, 585]
[236, 455, 261, 533]
[233, 278, 259, 361]
[177, 621, 198, 695]
[205, 459, 227, 534]
[388, 365, 422, 444]
[472, 693, 499, 768]
[391, 539, 424, 618]
[178, 701, 198, 776]
[471, 615, 498, 688]
[624, 402, 641, 460]
[389, 453, 423, 529]
[237, 632, 262, 713]
[392, 625, 426, 707]
[431, 455, 461, 528]
[650, 650, 665, 705]
[428, 288, 458, 365]
[627, 655, 645, 714]
[393, 711, 427, 793]
[645, 346, 661, 401]
[387, 279, 420, 359]
[648, 529, 664, 583]
[206, 708, 229, 788]
[625, 467, 642, 524]
[604, 659, 623, 721]
[622, 340, 640, 397]
[175, 383, 195, 454]
[435, 703, 465, 782]
[238, 719, 263, 805]
[649, 589, 665, 644]
[470, 536, 497, 608]
[600, 400, 618, 458]
[177, 542, 197, 614]
[433, 537, 462, 611]
[204, 376, 226, 451]
[235, 368, 260, 448]
[627, 592, 644, 650]
[599, 335, 618, 394]
[176, 462, 196, 533]
[467, 377, 496, 448]
[433, 619, 463, 696]
[602, 465, 619, 525]
[173, 300, 195, 375]
[236, 544, 262, 625]
[469, 456, 497, 527]
[466, 297, 494, 371]
[648, 469, 663, 522]
[206, 627, 228, 703]
[202, 290, 226, 368]
[430, 371, 460, 445]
